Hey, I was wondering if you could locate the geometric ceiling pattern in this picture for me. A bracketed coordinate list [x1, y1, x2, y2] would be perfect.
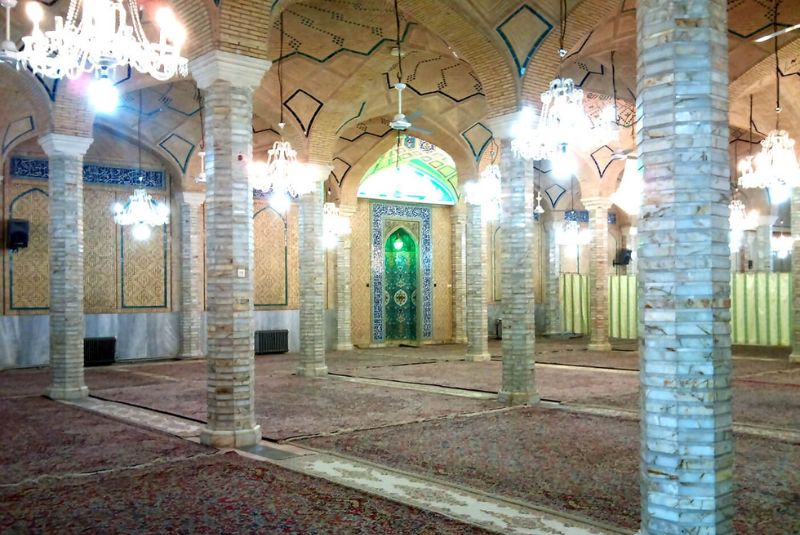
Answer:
[385, 53, 484, 102]
[496, 4, 552, 77]
[461, 122, 493, 161]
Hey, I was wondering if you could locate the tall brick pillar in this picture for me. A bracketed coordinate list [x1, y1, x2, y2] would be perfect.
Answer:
[489, 114, 538, 406]
[451, 202, 468, 344]
[464, 199, 489, 361]
[583, 197, 613, 351]
[178, 192, 205, 359]
[638, 1, 734, 532]
[791, 191, 800, 363]
[298, 166, 328, 376]
[335, 206, 355, 351]
[190, 51, 270, 448]
[41, 133, 93, 401]
[545, 219, 563, 335]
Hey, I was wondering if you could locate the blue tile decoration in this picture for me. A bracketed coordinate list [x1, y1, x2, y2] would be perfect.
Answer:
[371, 203, 432, 342]
[496, 4, 552, 77]
[10, 156, 165, 190]
[565, 209, 589, 223]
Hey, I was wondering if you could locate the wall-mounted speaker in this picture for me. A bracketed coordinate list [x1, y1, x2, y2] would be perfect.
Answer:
[7, 219, 29, 251]
[613, 248, 632, 266]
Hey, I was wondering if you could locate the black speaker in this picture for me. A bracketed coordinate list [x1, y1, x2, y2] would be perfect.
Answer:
[613, 248, 632, 266]
[7, 219, 29, 251]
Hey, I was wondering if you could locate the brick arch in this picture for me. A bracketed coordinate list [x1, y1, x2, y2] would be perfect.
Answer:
[269, 0, 517, 118]
[0, 66, 53, 135]
[337, 119, 476, 208]
[521, 0, 623, 106]
[170, 0, 221, 61]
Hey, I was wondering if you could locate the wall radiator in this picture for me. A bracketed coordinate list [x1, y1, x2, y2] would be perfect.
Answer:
[255, 330, 289, 354]
[84, 337, 116, 367]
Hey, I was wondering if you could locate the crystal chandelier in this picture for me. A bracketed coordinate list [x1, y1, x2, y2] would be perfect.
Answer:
[464, 142, 502, 221]
[772, 233, 793, 260]
[728, 198, 758, 253]
[250, 12, 315, 211]
[15, 0, 187, 81]
[113, 187, 169, 241]
[323, 202, 351, 249]
[557, 219, 591, 248]
[113, 89, 169, 241]
[611, 157, 643, 215]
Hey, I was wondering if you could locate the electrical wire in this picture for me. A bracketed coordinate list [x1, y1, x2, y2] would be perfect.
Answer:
[279, 12, 285, 126]
[394, 0, 404, 83]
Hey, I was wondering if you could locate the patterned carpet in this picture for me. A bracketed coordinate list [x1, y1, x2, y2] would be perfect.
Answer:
[0, 398, 488, 534]
[93, 374, 501, 441]
[302, 407, 800, 534]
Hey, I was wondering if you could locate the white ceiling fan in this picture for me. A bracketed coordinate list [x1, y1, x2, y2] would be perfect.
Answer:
[754, 23, 800, 43]
[0, 0, 20, 64]
[388, 82, 432, 135]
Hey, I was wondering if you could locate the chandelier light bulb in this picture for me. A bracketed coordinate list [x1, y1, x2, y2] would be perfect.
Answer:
[88, 73, 119, 114]
[113, 187, 170, 234]
[738, 130, 800, 198]
[251, 141, 315, 200]
[25, 1, 42, 25]
[550, 144, 576, 180]
[323, 202, 350, 250]
[269, 192, 291, 214]
[131, 222, 152, 241]
[773, 234, 794, 260]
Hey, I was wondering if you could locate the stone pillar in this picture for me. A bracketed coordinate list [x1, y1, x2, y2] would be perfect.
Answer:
[754, 217, 774, 272]
[451, 202, 467, 344]
[491, 122, 538, 406]
[191, 51, 270, 448]
[464, 200, 489, 361]
[335, 207, 355, 351]
[298, 167, 328, 376]
[40, 133, 93, 401]
[583, 197, 613, 351]
[638, 1, 734, 533]
[791, 190, 800, 363]
[544, 220, 563, 335]
[178, 192, 205, 359]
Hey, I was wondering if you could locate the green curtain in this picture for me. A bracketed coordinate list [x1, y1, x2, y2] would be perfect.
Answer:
[560, 273, 589, 334]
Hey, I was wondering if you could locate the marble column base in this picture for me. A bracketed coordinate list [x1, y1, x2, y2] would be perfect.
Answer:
[335, 343, 354, 352]
[45, 385, 89, 401]
[296, 364, 329, 377]
[465, 352, 491, 362]
[201, 426, 262, 448]
[789, 352, 800, 364]
[497, 390, 540, 406]
[588, 342, 612, 352]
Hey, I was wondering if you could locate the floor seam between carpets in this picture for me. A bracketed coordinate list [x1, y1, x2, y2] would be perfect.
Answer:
[328, 372, 499, 395]
[89, 394, 208, 425]
[0, 451, 221, 489]
[278, 405, 526, 443]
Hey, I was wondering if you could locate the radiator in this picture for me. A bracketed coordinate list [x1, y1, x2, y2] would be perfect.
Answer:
[255, 330, 289, 354]
[84, 337, 116, 367]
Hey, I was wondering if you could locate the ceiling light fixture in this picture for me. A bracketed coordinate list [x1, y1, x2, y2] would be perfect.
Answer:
[14, 0, 187, 81]
[0, 0, 18, 63]
[250, 12, 314, 210]
[557, 175, 590, 253]
[323, 202, 351, 249]
[113, 89, 169, 240]
[464, 141, 501, 221]
[739, 10, 800, 201]
[728, 198, 759, 253]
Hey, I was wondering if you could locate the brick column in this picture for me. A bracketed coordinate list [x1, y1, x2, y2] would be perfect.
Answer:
[451, 202, 468, 344]
[791, 190, 800, 363]
[191, 51, 270, 448]
[754, 217, 773, 272]
[178, 192, 205, 359]
[638, 1, 734, 533]
[490, 120, 538, 406]
[545, 220, 563, 335]
[334, 208, 354, 351]
[464, 200, 489, 361]
[583, 197, 613, 351]
[298, 167, 328, 376]
[40, 133, 93, 401]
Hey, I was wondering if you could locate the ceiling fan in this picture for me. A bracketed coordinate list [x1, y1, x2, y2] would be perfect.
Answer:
[0, 0, 19, 64]
[388, 82, 432, 135]
[754, 23, 800, 43]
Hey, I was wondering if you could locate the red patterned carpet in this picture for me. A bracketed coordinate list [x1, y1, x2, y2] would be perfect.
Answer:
[302, 407, 800, 534]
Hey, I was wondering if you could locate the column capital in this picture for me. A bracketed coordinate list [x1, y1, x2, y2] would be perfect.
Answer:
[38, 133, 93, 157]
[483, 111, 524, 140]
[581, 196, 614, 211]
[179, 191, 206, 206]
[190, 50, 271, 90]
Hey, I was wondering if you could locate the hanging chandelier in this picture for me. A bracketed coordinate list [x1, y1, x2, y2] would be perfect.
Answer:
[556, 219, 591, 248]
[323, 202, 350, 249]
[728, 198, 758, 253]
[738, 21, 800, 203]
[464, 141, 502, 221]
[772, 232, 793, 260]
[250, 12, 314, 211]
[14, 0, 187, 81]
[113, 89, 168, 240]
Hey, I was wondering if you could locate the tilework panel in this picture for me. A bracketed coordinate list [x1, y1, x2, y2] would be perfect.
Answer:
[6, 184, 49, 311]
[371, 203, 432, 342]
[10, 156, 166, 189]
[119, 195, 169, 309]
[432, 206, 453, 341]
[350, 202, 372, 346]
[254, 204, 289, 307]
[83, 189, 117, 312]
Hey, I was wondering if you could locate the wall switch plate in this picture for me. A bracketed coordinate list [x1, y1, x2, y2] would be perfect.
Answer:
[237, 268, 246, 278]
